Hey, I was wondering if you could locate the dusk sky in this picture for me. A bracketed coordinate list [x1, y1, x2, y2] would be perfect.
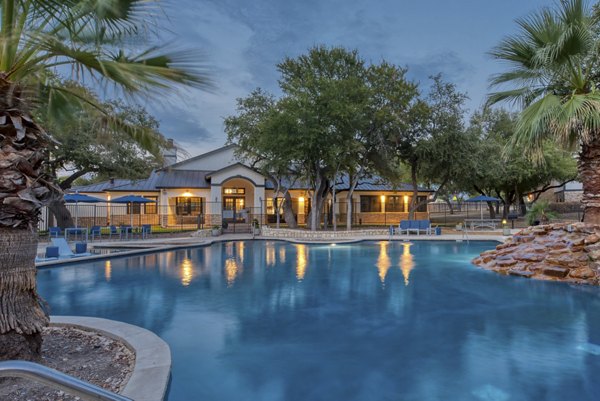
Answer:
[145, 0, 550, 157]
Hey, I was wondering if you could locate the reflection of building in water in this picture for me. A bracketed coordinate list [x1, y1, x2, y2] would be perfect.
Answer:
[225, 258, 240, 286]
[104, 260, 111, 282]
[279, 246, 286, 264]
[400, 242, 415, 286]
[266, 242, 276, 267]
[376, 241, 391, 283]
[296, 244, 307, 280]
[180, 257, 194, 286]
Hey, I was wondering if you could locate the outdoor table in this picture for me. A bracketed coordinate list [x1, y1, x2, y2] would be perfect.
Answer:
[64, 227, 88, 242]
[464, 219, 502, 231]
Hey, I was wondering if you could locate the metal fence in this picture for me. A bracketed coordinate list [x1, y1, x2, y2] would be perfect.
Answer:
[38, 199, 433, 234]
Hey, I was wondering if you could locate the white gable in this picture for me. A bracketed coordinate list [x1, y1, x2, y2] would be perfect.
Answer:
[210, 164, 265, 187]
[172, 145, 240, 171]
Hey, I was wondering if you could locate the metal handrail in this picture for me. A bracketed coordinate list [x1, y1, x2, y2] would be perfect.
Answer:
[0, 360, 132, 401]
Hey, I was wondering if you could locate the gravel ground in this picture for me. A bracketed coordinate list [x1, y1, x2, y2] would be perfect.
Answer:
[0, 326, 135, 401]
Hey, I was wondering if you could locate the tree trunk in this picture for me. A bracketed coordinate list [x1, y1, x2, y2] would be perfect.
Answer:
[487, 202, 496, 219]
[520, 197, 527, 216]
[282, 191, 297, 228]
[0, 76, 56, 360]
[345, 173, 359, 231]
[0, 228, 49, 361]
[48, 199, 74, 229]
[409, 163, 418, 220]
[580, 136, 600, 224]
[274, 195, 281, 229]
[444, 198, 454, 214]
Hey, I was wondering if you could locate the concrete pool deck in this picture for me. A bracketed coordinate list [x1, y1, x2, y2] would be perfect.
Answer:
[50, 316, 171, 401]
[35, 230, 506, 268]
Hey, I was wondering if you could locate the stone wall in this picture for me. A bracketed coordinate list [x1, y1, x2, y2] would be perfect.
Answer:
[261, 227, 388, 239]
[190, 229, 213, 238]
[473, 223, 600, 285]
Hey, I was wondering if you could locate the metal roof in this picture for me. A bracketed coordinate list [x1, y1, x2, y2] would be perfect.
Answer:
[335, 175, 433, 192]
[107, 171, 162, 192]
[70, 179, 132, 193]
[265, 175, 432, 192]
[155, 169, 211, 189]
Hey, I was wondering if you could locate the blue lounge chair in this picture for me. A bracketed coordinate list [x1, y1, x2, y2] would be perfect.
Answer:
[398, 220, 410, 235]
[49, 226, 62, 238]
[74, 242, 92, 256]
[90, 226, 102, 241]
[35, 246, 60, 263]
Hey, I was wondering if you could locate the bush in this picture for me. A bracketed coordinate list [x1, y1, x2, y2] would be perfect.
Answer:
[527, 201, 558, 225]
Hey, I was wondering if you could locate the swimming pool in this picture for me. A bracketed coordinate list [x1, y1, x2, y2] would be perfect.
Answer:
[36, 240, 600, 401]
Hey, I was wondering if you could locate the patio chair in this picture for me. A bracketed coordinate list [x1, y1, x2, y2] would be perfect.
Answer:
[74, 242, 92, 256]
[120, 225, 132, 240]
[108, 225, 119, 240]
[35, 246, 59, 263]
[49, 226, 62, 238]
[90, 226, 102, 241]
[141, 224, 152, 239]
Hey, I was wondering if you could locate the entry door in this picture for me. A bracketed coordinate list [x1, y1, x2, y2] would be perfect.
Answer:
[224, 197, 245, 211]
[223, 197, 246, 222]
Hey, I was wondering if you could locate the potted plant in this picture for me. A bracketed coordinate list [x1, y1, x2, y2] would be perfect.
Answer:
[252, 218, 261, 235]
[526, 200, 557, 226]
[211, 225, 221, 236]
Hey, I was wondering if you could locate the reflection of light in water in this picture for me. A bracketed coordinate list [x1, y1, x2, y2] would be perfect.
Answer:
[226, 242, 234, 257]
[104, 260, 111, 282]
[266, 242, 275, 267]
[376, 241, 391, 283]
[225, 258, 240, 286]
[237, 242, 245, 263]
[296, 244, 307, 280]
[400, 242, 415, 286]
[181, 258, 194, 287]
[279, 246, 286, 264]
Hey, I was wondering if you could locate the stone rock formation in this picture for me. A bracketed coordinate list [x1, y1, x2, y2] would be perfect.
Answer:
[472, 223, 600, 285]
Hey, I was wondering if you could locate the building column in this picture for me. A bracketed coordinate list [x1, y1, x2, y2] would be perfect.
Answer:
[209, 185, 222, 226]
[254, 186, 265, 224]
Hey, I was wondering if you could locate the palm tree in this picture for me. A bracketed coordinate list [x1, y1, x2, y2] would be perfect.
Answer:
[0, 0, 208, 360]
[487, 0, 600, 224]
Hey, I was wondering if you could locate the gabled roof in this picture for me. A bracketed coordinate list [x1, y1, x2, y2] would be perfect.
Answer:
[161, 144, 238, 170]
[205, 162, 262, 179]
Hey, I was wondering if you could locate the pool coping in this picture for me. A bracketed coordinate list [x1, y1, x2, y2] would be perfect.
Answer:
[36, 234, 504, 268]
[50, 316, 171, 401]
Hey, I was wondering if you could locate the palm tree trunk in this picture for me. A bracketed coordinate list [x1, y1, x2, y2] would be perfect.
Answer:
[580, 136, 600, 224]
[0, 75, 55, 360]
[0, 228, 48, 361]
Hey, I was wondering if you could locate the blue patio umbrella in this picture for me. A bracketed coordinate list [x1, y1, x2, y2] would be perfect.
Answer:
[466, 195, 501, 220]
[64, 192, 103, 227]
[110, 195, 156, 226]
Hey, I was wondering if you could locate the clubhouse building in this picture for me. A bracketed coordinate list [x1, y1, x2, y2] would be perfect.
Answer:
[69, 145, 432, 229]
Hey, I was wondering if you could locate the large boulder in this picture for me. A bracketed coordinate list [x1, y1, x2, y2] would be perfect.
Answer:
[473, 223, 600, 286]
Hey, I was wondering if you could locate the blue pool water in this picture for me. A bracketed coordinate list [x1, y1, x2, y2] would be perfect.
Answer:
[36, 240, 600, 401]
